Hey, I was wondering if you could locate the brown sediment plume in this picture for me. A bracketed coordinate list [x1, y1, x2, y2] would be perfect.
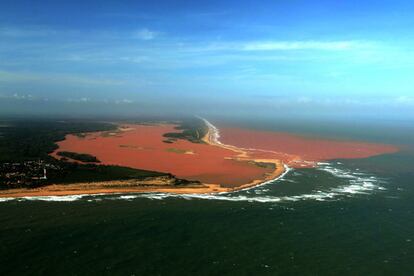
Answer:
[217, 126, 399, 168]
[200, 119, 286, 190]
[0, 121, 287, 199]
[49, 123, 277, 189]
[2, 120, 398, 199]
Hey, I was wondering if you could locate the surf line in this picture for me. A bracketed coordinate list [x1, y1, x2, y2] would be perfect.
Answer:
[236, 164, 293, 193]
[198, 117, 291, 192]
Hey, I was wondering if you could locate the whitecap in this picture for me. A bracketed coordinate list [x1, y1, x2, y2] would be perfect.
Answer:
[18, 194, 88, 202]
[0, 158, 388, 204]
[0, 197, 14, 202]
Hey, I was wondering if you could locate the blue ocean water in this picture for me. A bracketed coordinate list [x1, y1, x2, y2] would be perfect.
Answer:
[1, 118, 413, 275]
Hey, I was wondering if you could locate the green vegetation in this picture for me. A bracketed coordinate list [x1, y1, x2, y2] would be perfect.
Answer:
[0, 119, 179, 188]
[252, 161, 276, 170]
[57, 151, 100, 163]
[0, 119, 116, 162]
[47, 163, 168, 184]
[166, 148, 193, 154]
[163, 117, 208, 143]
[119, 145, 152, 150]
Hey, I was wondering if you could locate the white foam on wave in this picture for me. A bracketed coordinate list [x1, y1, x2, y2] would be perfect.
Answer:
[199, 117, 222, 145]
[0, 193, 111, 202]
[118, 195, 139, 200]
[316, 163, 386, 196]
[20, 194, 89, 202]
[242, 164, 292, 193]
[104, 190, 337, 203]
[0, 197, 14, 202]
[0, 162, 387, 204]
[114, 192, 286, 203]
[119, 163, 387, 203]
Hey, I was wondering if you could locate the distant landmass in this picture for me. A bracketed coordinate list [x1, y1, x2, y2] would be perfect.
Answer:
[0, 116, 398, 199]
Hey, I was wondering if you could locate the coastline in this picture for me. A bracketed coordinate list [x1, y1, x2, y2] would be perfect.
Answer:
[0, 182, 229, 198]
[199, 118, 286, 191]
[0, 119, 287, 199]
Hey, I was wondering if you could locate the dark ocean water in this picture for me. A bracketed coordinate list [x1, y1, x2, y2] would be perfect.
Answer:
[1, 118, 413, 275]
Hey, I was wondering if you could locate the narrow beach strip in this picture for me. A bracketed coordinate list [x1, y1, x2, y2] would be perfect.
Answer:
[0, 119, 287, 198]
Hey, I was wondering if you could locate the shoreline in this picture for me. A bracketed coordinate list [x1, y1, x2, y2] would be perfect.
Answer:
[0, 119, 287, 199]
[200, 118, 287, 190]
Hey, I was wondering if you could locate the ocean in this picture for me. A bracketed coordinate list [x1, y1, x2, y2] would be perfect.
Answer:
[1, 117, 413, 275]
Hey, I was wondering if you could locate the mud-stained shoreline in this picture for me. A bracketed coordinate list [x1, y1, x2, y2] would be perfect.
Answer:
[0, 120, 287, 198]
[199, 118, 287, 191]
[0, 118, 399, 199]
[50, 122, 273, 187]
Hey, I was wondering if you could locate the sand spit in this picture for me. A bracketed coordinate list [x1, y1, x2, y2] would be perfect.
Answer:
[199, 118, 286, 191]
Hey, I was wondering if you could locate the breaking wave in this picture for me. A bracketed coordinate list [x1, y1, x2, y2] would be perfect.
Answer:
[109, 162, 386, 203]
[0, 162, 388, 203]
[317, 162, 386, 195]
[110, 162, 386, 202]
[0, 193, 110, 202]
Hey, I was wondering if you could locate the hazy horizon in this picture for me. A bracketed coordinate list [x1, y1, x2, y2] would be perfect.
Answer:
[1, 0, 414, 120]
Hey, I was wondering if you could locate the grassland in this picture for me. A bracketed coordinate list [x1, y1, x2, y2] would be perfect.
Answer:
[163, 117, 208, 143]
[0, 118, 186, 189]
[0, 119, 116, 162]
[57, 151, 101, 163]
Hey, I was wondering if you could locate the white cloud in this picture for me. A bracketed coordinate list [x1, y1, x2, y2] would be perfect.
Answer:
[0, 93, 50, 102]
[66, 97, 90, 103]
[115, 99, 134, 104]
[242, 41, 362, 51]
[133, 28, 157, 40]
[65, 98, 135, 104]
[0, 70, 125, 86]
[395, 96, 414, 105]
[183, 40, 371, 55]
[297, 96, 312, 103]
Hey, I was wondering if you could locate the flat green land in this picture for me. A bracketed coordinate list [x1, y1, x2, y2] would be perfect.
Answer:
[163, 117, 208, 143]
[0, 119, 116, 162]
[48, 163, 168, 185]
[166, 148, 193, 154]
[57, 151, 101, 163]
[0, 117, 204, 189]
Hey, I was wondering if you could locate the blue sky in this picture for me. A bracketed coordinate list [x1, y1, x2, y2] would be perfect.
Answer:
[1, 0, 414, 117]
